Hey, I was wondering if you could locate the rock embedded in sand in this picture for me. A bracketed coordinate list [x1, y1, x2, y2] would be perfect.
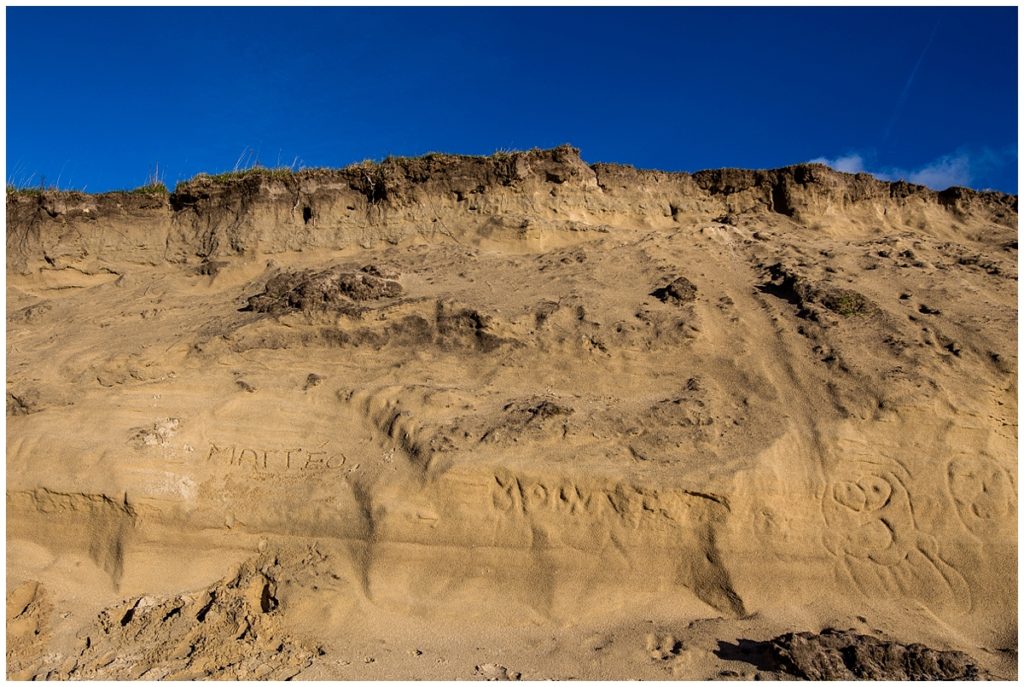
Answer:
[474, 663, 522, 681]
[759, 262, 876, 318]
[650, 276, 698, 305]
[246, 266, 402, 315]
[768, 628, 989, 681]
[126, 417, 181, 449]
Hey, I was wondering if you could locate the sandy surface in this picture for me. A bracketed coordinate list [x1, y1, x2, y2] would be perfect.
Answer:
[6, 148, 1017, 679]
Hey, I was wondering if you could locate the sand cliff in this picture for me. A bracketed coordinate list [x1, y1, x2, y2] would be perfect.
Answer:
[7, 146, 1017, 679]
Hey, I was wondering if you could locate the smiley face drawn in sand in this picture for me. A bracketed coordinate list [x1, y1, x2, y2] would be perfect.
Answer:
[824, 466, 907, 567]
[832, 475, 892, 512]
[947, 456, 1015, 536]
[822, 459, 970, 613]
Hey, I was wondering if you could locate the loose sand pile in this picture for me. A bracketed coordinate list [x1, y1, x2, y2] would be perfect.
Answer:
[6, 147, 1017, 679]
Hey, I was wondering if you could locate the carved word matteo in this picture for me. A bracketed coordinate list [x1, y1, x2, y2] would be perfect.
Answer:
[207, 443, 347, 471]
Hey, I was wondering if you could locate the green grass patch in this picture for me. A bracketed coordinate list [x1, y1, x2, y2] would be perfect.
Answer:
[198, 165, 297, 183]
[821, 288, 873, 317]
[127, 182, 168, 195]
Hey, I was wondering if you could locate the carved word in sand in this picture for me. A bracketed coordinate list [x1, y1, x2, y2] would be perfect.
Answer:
[487, 470, 744, 617]
[207, 443, 347, 472]
[491, 471, 728, 526]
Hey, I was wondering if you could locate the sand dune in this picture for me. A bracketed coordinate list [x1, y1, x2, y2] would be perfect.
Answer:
[6, 147, 1017, 679]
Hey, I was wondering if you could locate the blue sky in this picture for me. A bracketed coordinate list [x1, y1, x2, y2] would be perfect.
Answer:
[6, 6, 1018, 193]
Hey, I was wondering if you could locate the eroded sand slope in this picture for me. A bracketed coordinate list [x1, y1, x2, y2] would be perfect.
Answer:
[6, 147, 1017, 679]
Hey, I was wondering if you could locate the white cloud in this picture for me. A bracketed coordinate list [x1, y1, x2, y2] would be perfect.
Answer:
[808, 151, 973, 190]
[809, 153, 865, 174]
[902, 154, 971, 189]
